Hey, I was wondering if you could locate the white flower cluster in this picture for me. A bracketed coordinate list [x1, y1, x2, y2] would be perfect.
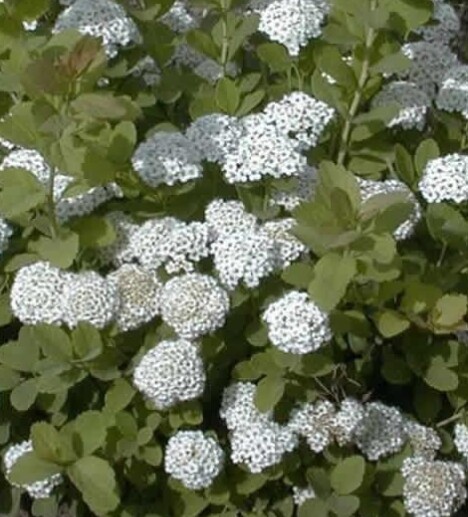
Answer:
[130, 218, 211, 274]
[372, 81, 431, 131]
[263, 91, 335, 149]
[220, 382, 297, 473]
[289, 400, 336, 452]
[258, 0, 330, 56]
[222, 114, 308, 184]
[97, 212, 139, 267]
[262, 219, 307, 268]
[4, 441, 62, 499]
[160, 0, 201, 33]
[405, 420, 442, 459]
[399, 41, 459, 97]
[292, 486, 316, 507]
[354, 402, 406, 461]
[401, 456, 467, 517]
[0, 218, 12, 255]
[332, 397, 366, 446]
[107, 264, 162, 332]
[186, 114, 243, 165]
[437, 65, 468, 119]
[164, 430, 224, 490]
[418, 0, 460, 45]
[419, 154, 468, 203]
[269, 165, 318, 211]
[133, 339, 205, 409]
[262, 291, 332, 354]
[358, 178, 422, 240]
[454, 423, 468, 463]
[1, 149, 122, 222]
[132, 132, 203, 188]
[53, 0, 141, 58]
[159, 273, 229, 340]
[204, 199, 257, 239]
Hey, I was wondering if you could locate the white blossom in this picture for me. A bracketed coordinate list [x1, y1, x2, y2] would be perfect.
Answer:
[404, 419, 442, 459]
[293, 486, 316, 507]
[261, 218, 307, 269]
[0, 218, 12, 255]
[332, 398, 365, 446]
[204, 199, 257, 240]
[160, 273, 229, 339]
[454, 423, 468, 463]
[437, 65, 468, 119]
[419, 154, 468, 203]
[165, 430, 224, 489]
[262, 291, 332, 354]
[418, 1, 460, 45]
[289, 400, 336, 452]
[133, 339, 205, 409]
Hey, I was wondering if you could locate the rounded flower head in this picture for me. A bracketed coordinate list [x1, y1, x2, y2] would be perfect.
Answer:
[418, 1, 460, 45]
[262, 291, 332, 354]
[372, 81, 430, 131]
[53, 0, 141, 58]
[0, 218, 12, 255]
[107, 264, 162, 332]
[4, 441, 62, 499]
[354, 402, 406, 461]
[204, 199, 257, 239]
[211, 229, 278, 290]
[332, 398, 365, 446]
[160, 0, 201, 33]
[289, 400, 336, 452]
[164, 430, 224, 489]
[454, 423, 468, 463]
[404, 419, 442, 459]
[263, 91, 335, 149]
[63, 271, 119, 329]
[160, 273, 229, 340]
[220, 382, 271, 431]
[222, 114, 308, 184]
[402, 456, 467, 517]
[399, 41, 458, 97]
[419, 154, 468, 203]
[10, 262, 67, 325]
[229, 420, 298, 473]
[185, 114, 243, 164]
[261, 218, 307, 269]
[437, 65, 468, 119]
[1, 148, 50, 183]
[132, 132, 203, 187]
[133, 339, 205, 409]
[97, 212, 139, 266]
[358, 178, 422, 240]
[258, 0, 330, 56]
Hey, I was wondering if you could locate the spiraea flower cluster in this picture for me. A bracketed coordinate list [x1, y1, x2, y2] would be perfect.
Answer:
[4, 441, 62, 499]
[220, 382, 297, 473]
[53, 0, 141, 57]
[164, 430, 224, 489]
[418, 0, 460, 45]
[372, 81, 431, 131]
[258, 0, 330, 56]
[0, 218, 12, 255]
[292, 486, 316, 507]
[401, 457, 467, 517]
[454, 423, 468, 463]
[358, 177, 422, 240]
[159, 273, 230, 340]
[437, 65, 468, 119]
[133, 339, 205, 410]
[262, 291, 332, 354]
[419, 154, 468, 203]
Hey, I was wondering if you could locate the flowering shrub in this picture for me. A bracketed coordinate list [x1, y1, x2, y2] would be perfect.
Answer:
[2, 0, 468, 516]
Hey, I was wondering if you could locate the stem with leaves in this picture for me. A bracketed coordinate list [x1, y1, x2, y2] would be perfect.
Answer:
[336, 0, 377, 166]
[47, 166, 59, 239]
[220, 0, 230, 76]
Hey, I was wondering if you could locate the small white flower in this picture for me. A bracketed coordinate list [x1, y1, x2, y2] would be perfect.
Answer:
[419, 154, 468, 203]
[289, 400, 336, 452]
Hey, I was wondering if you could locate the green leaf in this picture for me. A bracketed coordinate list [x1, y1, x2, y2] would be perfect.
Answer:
[71, 323, 103, 362]
[424, 357, 458, 392]
[426, 203, 468, 249]
[381, 349, 412, 385]
[0, 365, 22, 391]
[104, 378, 135, 414]
[328, 494, 360, 517]
[382, 0, 433, 32]
[394, 144, 416, 186]
[314, 43, 356, 89]
[71, 94, 141, 121]
[256, 42, 291, 73]
[28, 324, 73, 362]
[186, 29, 218, 60]
[71, 215, 116, 248]
[72, 411, 107, 456]
[228, 14, 259, 59]
[331, 456, 366, 495]
[236, 90, 265, 117]
[0, 168, 46, 217]
[108, 121, 137, 164]
[29, 232, 79, 269]
[215, 78, 240, 115]
[10, 379, 38, 411]
[67, 456, 119, 516]
[9, 452, 62, 486]
[430, 294, 468, 330]
[376, 311, 410, 338]
[0, 102, 40, 148]
[281, 262, 315, 289]
[0, 340, 39, 372]
[246, 320, 268, 348]
[298, 499, 329, 517]
[371, 51, 412, 75]
[10, 0, 51, 21]
[254, 375, 285, 413]
[414, 139, 439, 176]
[31, 422, 62, 463]
[308, 253, 357, 312]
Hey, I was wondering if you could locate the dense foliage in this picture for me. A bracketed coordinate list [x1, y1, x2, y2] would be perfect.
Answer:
[1, 0, 468, 516]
